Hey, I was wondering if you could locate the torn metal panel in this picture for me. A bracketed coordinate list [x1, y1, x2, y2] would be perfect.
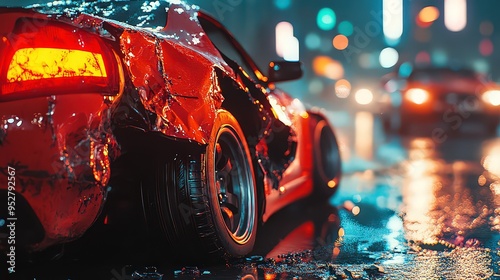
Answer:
[0, 94, 119, 250]
[0, 0, 329, 256]
[114, 3, 232, 143]
[0, 1, 235, 250]
[10, 1, 234, 144]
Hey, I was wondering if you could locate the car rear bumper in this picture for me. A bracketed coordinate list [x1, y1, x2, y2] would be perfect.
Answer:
[0, 94, 118, 251]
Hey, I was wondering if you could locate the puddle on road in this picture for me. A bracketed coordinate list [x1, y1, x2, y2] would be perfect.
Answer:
[15, 113, 500, 279]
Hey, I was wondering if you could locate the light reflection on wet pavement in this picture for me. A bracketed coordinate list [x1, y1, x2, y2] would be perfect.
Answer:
[323, 112, 500, 279]
[18, 112, 500, 279]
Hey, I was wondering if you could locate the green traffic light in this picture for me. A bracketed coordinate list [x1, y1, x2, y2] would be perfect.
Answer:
[317, 7, 336, 31]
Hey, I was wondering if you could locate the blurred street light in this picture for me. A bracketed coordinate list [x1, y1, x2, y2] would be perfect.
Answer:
[444, 0, 467, 32]
[383, 0, 403, 45]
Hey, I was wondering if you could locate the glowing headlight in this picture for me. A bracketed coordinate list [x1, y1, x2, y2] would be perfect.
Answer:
[268, 95, 292, 126]
[406, 88, 430, 105]
[482, 90, 500, 106]
[354, 88, 373, 105]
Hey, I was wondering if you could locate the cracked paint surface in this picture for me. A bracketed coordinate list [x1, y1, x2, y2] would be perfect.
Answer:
[0, 1, 236, 250]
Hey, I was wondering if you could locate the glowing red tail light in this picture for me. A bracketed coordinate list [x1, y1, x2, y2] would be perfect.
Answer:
[0, 15, 122, 101]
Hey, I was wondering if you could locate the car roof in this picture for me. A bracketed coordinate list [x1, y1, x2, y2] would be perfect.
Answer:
[28, 0, 173, 28]
[408, 67, 480, 81]
[25, 0, 267, 82]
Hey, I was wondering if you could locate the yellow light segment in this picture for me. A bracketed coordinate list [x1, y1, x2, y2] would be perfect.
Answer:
[7, 48, 107, 82]
[406, 88, 429, 104]
[482, 90, 500, 106]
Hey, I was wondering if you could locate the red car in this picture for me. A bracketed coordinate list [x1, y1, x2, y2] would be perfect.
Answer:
[381, 66, 500, 134]
[0, 1, 341, 261]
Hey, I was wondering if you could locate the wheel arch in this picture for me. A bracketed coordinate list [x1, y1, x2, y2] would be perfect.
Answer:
[306, 108, 342, 198]
[217, 77, 271, 224]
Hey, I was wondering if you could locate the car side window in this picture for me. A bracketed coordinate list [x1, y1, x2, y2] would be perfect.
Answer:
[199, 18, 259, 81]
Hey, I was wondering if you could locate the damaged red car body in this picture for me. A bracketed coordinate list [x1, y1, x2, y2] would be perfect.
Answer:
[0, 1, 341, 260]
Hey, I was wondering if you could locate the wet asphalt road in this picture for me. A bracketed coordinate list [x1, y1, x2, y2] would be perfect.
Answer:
[12, 112, 500, 279]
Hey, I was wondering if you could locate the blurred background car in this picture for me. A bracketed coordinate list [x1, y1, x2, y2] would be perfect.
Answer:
[380, 66, 500, 134]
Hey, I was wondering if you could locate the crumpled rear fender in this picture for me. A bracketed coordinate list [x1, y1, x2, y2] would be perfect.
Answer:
[0, 94, 119, 251]
[104, 3, 234, 145]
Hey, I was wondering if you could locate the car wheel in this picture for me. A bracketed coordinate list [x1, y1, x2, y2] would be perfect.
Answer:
[311, 115, 341, 199]
[143, 110, 257, 261]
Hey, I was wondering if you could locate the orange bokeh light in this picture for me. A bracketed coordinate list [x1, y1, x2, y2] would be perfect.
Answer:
[419, 6, 440, 23]
[335, 79, 351, 98]
[312, 56, 331, 75]
[416, 6, 439, 28]
[332, 34, 349, 50]
[335, 78, 351, 89]
[312, 56, 344, 80]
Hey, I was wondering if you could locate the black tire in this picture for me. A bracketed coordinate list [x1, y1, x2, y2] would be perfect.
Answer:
[143, 110, 257, 262]
[310, 115, 341, 199]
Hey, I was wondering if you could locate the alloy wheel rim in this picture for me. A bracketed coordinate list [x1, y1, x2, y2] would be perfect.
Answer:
[214, 126, 254, 244]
